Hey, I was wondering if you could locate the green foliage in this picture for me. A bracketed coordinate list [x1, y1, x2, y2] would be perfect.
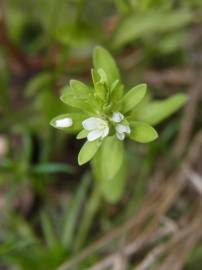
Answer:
[61, 173, 91, 249]
[113, 9, 192, 47]
[130, 122, 158, 143]
[96, 136, 124, 181]
[1, 0, 199, 269]
[93, 46, 121, 86]
[70, 80, 90, 97]
[60, 90, 94, 113]
[93, 150, 127, 203]
[78, 140, 101, 165]
[51, 47, 186, 203]
[92, 137, 126, 203]
[133, 94, 188, 125]
[32, 163, 74, 174]
[122, 84, 147, 113]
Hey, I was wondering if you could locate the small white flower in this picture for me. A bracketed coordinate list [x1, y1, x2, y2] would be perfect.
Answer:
[115, 124, 131, 141]
[82, 117, 109, 142]
[112, 112, 124, 123]
[55, 117, 73, 128]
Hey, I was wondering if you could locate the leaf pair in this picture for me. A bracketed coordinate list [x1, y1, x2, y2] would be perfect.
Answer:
[78, 137, 125, 204]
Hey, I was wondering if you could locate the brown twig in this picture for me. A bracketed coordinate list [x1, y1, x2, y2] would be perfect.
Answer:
[173, 71, 202, 157]
[136, 204, 202, 270]
[58, 131, 202, 270]
[144, 69, 194, 89]
[88, 224, 176, 270]
[157, 204, 202, 270]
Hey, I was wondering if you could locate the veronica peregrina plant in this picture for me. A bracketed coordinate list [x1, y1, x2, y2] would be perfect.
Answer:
[50, 46, 187, 203]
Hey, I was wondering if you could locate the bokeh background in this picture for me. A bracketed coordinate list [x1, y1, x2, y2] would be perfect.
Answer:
[0, 0, 202, 269]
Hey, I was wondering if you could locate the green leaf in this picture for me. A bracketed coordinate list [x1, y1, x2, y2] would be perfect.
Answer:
[60, 92, 93, 113]
[32, 163, 74, 174]
[93, 148, 126, 203]
[70, 80, 90, 97]
[93, 46, 120, 87]
[78, 140, 101, 165]
[50, 113, 86, 132]
[130, 121, 158, 143]
[61, 86, 98, 113]
[62, 173, 91, 248]
[91, 69, 107, 100]
[40, 213, 58, 249]
[25, 72, 52, 96]
[122, 84, 147, 113]
[55, 23, 92, 47]
[102, 159, 126, 203]
[101, 136, 124, 181]
[134, 94, 187, 125]
[76, 129, 88, 139]
[110, 80, 124, 106]
[114, 10, 192, 47]
[38, 89, 67, 120]
[97, 68, 108, 84]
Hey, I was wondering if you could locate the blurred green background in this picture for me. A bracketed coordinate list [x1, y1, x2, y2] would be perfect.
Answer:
[0, 0, 202, 269]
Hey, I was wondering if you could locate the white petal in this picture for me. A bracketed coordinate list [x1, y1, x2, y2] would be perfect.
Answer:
[101, 126, 109, 138]
[55, 117, 73, 128]
[82, 117, 107, 131]
[116, 124, 129, 134]
[82, 117, 98, 131]
[112, 112, 124, 123]
[87, 130, 103, 141]
[116, 132, 125, 140]
[125, 125, 131, 134]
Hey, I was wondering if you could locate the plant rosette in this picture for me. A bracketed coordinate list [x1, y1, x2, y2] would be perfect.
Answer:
[50, 46, 187, 202]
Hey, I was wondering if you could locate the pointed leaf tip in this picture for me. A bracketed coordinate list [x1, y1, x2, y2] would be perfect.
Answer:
[134, 93, 188, 126]
[93, 46, 120, 86]
[122, 84, 147, 113]
[78, 140, 101, 165]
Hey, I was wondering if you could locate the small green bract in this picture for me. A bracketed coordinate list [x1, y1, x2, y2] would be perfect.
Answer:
[50, 46, 187, 167]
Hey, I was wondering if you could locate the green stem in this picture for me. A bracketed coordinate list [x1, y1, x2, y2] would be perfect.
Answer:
[74, 182, 102, 252]
[75, 0, 85, 25]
